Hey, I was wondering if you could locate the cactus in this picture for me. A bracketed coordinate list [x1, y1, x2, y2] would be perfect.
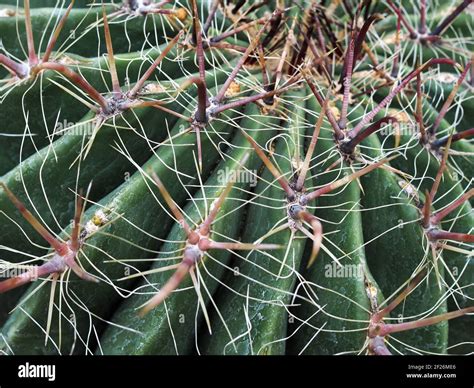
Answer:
[0, 0, 472, 357]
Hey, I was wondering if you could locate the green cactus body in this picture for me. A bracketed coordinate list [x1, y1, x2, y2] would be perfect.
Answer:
[0, 0, 472, 358]
[201, 89, 309, 355]
[98, 103, 279, 355]
[0, 97, 239, 354]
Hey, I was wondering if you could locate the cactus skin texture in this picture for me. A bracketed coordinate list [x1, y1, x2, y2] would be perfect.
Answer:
[0, 0, 472, 356]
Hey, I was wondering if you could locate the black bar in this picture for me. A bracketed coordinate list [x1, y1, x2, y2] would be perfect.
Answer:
[0, 356, 472, 387]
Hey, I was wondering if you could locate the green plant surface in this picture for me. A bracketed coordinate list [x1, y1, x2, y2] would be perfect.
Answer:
[0, 0, 472, 357]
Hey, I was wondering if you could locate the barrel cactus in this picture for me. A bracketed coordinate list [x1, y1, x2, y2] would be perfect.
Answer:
[0, 0, 472, 356]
